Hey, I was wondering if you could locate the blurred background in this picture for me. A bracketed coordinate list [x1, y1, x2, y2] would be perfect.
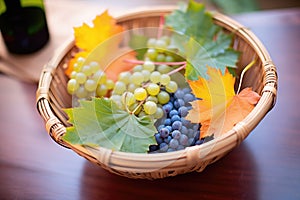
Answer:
[84, 0, 300, 14]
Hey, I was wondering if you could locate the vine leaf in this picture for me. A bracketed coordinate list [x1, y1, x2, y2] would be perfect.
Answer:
[62, 98, 157, 153]
[165, 0, 240, 80]
[186, 67, 260, 137]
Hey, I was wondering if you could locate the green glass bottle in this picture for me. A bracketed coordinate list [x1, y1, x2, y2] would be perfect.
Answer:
[0, 0, 50, 54]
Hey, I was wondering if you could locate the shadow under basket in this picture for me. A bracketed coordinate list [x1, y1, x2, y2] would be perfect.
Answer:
[36, 7, 277, 179]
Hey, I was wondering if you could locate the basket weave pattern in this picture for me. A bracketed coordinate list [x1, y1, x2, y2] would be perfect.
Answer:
[36, 8, 277, 179]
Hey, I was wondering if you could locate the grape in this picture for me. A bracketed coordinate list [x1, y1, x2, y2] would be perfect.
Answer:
[179, 134, 188, 146]
[188, 138, 194, 146]
[75, 72, 87, 84]
[174, 89, 184, 99]
[181, 126, 188, 135]
[146, 83, 160, 96]
[73, 63, 80, 72]
[181, 118, 190, 127]
[169, 110, 178, 118]
[146, 48, 158, 60]
[162, 102, 173, 114]
[157, 64, 171, 74]
[187, 129, 194, 138]
[149, 145, 158, 152]
[165, 125, 173, 132]
[76, 85, 88, 98]
[165, 55, 174, 62]
[77, 57, 86, 66]
[182, 87, 191, 94]
[143, 101, 157, 115]
[178, 106, 188, 117]
[118, 71, 131, 84]
[157, 91, 170, 104]
[183, 93, 195, 103]
[169, 139, 179, 149]
[133, 64, 143, 72]
[166, 81, 178, 93]
[106, 79, 115, 90]
[155, 133, 163, 144]
[73, 57, 85, 72]
[159, 128, 170, 138]
[143, 61, 155, 72]
[111, 94, 122, 103]
[70, 71, 77, 79]
[172, 130, 181, 139]
[150, 71, 161, 83]
[89, 61, 99, 73]
[147, 38, 156, 48]
[114, 81, 126, 95]
[195, 140, 204, 145]
[147, 96, 158, 103]
[174, 99, 185, 109]
[171, 115, 181, 123]
[157, 125, 165, 132]
[82, 65, 93, 76]
[141, 70, 150, 82]
[130, 72, 144, 85]
[159, 143, 168, 152]
[67, 79, 79, 94]
[160, 74, 171, 86]
[134, 88, 147, 101]
[153, 107, 164, 119]
[96, 84, 108, 97]
[164, 119, 171, 126]
[127, 83, 137, 93]
[84, 79, 97, 92]
[172, 121, 182, 130]
[164, 135, 172, 144]
[122, 92, 136, 106]
[155, 39, 167, 50]
[156, 53, 165, 62]
[93, 70, 107, 84]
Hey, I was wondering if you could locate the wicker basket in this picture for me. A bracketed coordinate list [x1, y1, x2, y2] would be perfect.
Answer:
[36, 7, 277, 179]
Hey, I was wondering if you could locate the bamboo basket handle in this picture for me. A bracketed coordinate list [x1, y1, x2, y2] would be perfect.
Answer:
[36, 38, 74, 148]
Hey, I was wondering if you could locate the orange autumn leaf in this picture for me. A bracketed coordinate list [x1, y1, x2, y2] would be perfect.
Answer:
[186, 67, 260, 138]
[105, 50, 137, 81]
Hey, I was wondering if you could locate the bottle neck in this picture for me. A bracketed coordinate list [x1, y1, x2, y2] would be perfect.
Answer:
[4, 0, 21, 9]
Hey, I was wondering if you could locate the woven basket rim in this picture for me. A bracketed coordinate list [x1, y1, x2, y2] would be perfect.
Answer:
[36, 6, 277, 178]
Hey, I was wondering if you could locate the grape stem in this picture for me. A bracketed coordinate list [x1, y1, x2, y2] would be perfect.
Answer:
[124, 59, 187, 77]
[131, 100, 145, 115]
[167, 63, 187, 76]
[157, 15, 165, 39]
[124, 59, 186, 66]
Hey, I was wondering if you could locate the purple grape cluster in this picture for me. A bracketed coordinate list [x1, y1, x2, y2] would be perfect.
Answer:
[149, 87, 213, 153]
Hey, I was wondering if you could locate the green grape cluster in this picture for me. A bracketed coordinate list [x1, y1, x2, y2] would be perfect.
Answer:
[110, 60, 178, 120]
[67, 57, 114, 100]
[145, 36, 181, 63]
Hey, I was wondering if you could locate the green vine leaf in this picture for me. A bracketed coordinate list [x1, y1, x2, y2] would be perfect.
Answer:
[165, 0, 240, 80]
[62, 98, 157, 153]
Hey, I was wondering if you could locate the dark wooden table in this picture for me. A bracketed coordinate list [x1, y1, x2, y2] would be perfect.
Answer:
[0, 4, 300, 200]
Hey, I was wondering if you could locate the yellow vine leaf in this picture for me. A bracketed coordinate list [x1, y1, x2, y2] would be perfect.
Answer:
[186, 67, 261, 138]
[74, 10, 123, 52]
[66, 10, 127, 76]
